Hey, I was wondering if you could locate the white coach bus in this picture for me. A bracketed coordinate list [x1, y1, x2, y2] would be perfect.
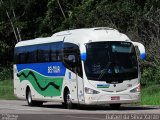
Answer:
[14, 27, 145, 109]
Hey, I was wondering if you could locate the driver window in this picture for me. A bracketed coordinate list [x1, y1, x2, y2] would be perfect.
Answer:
[63, 42, 83, 78]
[63, 43, 77, 72]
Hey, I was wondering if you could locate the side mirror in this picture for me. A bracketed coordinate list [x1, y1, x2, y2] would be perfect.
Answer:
[132, 42, 146, 60]
[68, 55, 76, 63]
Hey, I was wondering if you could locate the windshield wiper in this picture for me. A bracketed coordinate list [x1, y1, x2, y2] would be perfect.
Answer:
[98, 49, 112, 81]
[98, 62, 112, 81]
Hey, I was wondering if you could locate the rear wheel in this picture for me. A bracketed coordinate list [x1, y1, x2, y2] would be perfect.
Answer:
[110, 104, 121, 109]
[26, 88, 43, 106]
[26, 88, 34, 106]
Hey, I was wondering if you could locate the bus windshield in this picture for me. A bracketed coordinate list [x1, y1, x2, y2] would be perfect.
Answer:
[84, 41, 138, 83]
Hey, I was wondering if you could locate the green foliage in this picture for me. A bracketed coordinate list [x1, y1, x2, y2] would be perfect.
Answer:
[0, 0, 160, 86]
[0, 80, 16, 99]
[141, 67, 154, 86]
[0, 67, 12, 81]
[141, 85, 160, 105]
[153, 67, 160, 84]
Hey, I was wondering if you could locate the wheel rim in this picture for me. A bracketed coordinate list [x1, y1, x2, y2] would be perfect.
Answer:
[27, 90, 32, 104]
[66, 92, 71, 104]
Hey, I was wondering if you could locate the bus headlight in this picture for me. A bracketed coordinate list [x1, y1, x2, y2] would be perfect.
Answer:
[130, 84, 140, 93]
[85, 87, 100, 94]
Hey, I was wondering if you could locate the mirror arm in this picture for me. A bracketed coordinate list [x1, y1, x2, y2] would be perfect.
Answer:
[80, 44, 87, 61]
[132, 42, 146, 60]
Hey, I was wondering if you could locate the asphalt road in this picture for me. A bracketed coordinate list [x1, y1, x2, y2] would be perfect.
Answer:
[0, 100, 160, 120]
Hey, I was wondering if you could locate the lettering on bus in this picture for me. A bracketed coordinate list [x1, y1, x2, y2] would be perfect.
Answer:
[48, 66, 60, 73]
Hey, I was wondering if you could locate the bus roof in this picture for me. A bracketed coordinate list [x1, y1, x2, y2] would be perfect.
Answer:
[15, 27, 131, 47]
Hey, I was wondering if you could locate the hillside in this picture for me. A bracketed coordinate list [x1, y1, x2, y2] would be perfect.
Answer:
[0, 0, 160, 85]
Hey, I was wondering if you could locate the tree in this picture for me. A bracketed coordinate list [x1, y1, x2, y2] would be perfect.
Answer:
[0, 0, 22, 43]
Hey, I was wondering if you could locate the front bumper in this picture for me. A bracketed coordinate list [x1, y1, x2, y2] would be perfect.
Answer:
[84, 93, 140, 105]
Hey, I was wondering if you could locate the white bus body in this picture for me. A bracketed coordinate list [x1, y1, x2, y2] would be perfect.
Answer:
[14, 27, 145, 108]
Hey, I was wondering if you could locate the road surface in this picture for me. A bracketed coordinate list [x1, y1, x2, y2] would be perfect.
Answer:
[0, 100, 159, 120]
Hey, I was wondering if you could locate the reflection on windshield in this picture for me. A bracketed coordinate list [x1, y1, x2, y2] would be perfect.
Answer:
[84, 41, 138, 83]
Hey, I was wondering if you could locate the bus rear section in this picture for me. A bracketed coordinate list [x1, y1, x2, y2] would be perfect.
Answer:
[81, 41, 143, 107]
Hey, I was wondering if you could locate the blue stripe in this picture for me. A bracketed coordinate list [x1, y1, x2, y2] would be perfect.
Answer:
[16, 62, 66, 77]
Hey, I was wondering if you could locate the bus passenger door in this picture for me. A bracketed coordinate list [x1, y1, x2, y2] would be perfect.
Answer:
[63, 43, 79, 103]
[76, 50, 84, 104]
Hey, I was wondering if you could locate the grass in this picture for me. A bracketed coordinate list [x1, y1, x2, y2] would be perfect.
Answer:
[140, 84, 160, 105]
[0, 80, 160, 106]
[0, 80, 16, 100]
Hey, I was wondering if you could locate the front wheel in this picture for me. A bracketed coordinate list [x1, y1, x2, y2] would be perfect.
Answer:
[64, 90, 74, 109]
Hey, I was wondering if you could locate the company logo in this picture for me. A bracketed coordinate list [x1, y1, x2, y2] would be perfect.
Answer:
[97, 84, 110, 88]
[48, 66, 60, 73]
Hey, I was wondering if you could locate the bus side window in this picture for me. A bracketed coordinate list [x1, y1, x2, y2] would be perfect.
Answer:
[14, 48, 19, 64]
[37, 44, 50, 62]
[63, 43, 76, 73]
[63, 42, 83, 78]
[19, 52, 26, 64]
[56, 42, 63, 61]
[26, 45, 37, 63]
[50, 42, 62, 62]
[15, 47, 26, 64]
[51, 44, 57, 61]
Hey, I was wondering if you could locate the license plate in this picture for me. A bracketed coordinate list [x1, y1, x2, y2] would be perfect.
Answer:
[111, 96, 120, 100]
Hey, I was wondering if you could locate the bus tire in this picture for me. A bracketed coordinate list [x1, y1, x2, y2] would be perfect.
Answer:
[26, 88, 34, 106]
[110, 104, 121, 109]
[26, 87, 43, 106]
[64, 90, 74, 109]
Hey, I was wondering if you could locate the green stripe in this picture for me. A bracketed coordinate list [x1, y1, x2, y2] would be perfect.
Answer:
[18, 69, 64, 97]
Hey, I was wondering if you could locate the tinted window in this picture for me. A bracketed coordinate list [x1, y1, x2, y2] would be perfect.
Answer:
[38, 44, 50, 62]
[84, 41, 138, 82]
[63, 42, 83, 77]
[14, 42, 63, 64]
[51, 44, 57, 61]
[26, 45, 37, 63]
[51, 42, 63, 62]
[19, 53, 26, 63]
[14, 48, 19, 63]
[14, 47, 26, 64]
